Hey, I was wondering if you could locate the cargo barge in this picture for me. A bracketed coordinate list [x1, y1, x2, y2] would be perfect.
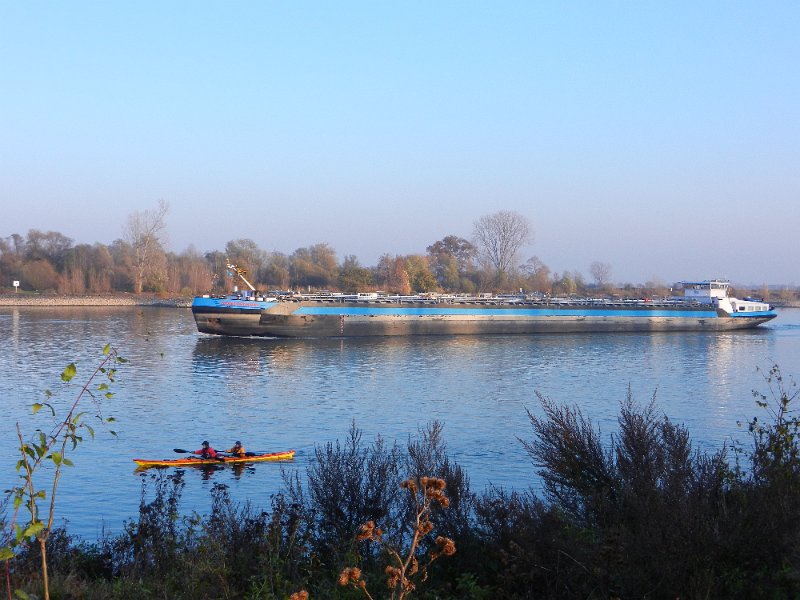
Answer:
[192, 266, 776, 338]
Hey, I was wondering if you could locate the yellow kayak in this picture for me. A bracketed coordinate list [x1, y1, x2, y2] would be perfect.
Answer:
[133, 450, 295, 468]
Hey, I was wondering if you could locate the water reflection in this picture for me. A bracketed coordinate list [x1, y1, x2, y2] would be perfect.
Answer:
[133, 460, 266, 483]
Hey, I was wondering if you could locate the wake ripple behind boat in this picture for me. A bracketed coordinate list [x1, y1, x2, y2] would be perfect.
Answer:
[192, 269, 777, 338]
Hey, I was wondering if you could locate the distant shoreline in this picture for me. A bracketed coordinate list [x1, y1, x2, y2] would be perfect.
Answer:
[1, 294, 797, 309]
[0, 294, 192, 308]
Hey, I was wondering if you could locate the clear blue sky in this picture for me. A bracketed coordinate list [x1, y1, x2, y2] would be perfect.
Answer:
[1, 2, 798, 285]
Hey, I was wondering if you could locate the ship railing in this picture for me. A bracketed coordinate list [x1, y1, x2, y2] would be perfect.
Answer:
[266, 292, 712, 308]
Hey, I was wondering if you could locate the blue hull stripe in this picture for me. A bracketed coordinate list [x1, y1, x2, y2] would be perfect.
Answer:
[192, 298, 277, 311]
[294, 307, 718, 318]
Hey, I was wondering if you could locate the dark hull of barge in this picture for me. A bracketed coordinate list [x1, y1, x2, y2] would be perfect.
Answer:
[193, 300, 776, 338]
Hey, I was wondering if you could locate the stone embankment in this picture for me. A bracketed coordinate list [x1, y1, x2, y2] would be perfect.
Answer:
[0, 294, 192, 308]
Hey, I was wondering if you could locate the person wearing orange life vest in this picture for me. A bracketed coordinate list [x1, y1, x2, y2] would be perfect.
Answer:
[226, 441, 246, 457]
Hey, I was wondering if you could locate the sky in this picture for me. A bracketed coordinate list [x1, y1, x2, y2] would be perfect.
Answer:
[1, 2, 798, 286]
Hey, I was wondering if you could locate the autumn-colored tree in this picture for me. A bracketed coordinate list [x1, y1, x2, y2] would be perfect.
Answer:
[62, 243, 116, 294]
[552, 272, 576, 296]
[338, 255, 375, 292]
[86, 244, 115, 293]
[552, 270, 588, 296]
[426, 235, 476, 291]
[431, 253, 459, 291]
[404, 255, 437, 293]
[60, 244, 88, 294]
[24, 259, 61, 292]
[167, 246, 213, 295]
[376, 254, 411, 295]
[291, 244, 338, 289]
[106, 240, 135, 292]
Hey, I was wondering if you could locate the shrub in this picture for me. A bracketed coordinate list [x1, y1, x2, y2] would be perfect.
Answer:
[284, 421, 403, 569]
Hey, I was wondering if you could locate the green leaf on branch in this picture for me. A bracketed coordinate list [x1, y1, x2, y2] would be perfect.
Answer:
[23, 522, 44, 539]
[61, 363, 77, 382]
[103, 343, 111, 355]
[51, 451, 63, 466]
[33, 402, 55, 416]
[0, 547, 14, 561]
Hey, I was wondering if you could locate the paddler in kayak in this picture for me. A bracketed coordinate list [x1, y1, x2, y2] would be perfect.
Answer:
[226, 441, 246, 457]
[194, 441, 218, 459]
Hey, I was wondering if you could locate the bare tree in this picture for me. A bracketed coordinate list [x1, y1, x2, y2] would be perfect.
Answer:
[521, 256, 552, 293]
[472, 211, 532, 279]
[123, 199, 169, 294]
[589, 261, 612, 289]
[24, 230, 74, 264]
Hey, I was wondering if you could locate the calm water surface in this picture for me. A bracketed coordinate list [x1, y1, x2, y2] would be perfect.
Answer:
[2, 306, 799, 540]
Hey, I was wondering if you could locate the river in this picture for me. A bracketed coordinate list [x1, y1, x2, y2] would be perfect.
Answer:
[1, 305, 799, 541]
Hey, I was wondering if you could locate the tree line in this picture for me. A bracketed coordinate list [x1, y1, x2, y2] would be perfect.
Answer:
[2, 205, 790, 299]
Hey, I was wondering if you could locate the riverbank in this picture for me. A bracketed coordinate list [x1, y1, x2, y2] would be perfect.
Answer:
[775, 301, 800, 308]
[0, 294, 191, 307]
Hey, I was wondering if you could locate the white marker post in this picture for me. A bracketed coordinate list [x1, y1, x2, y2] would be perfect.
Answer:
[13, 280, 19, 293]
